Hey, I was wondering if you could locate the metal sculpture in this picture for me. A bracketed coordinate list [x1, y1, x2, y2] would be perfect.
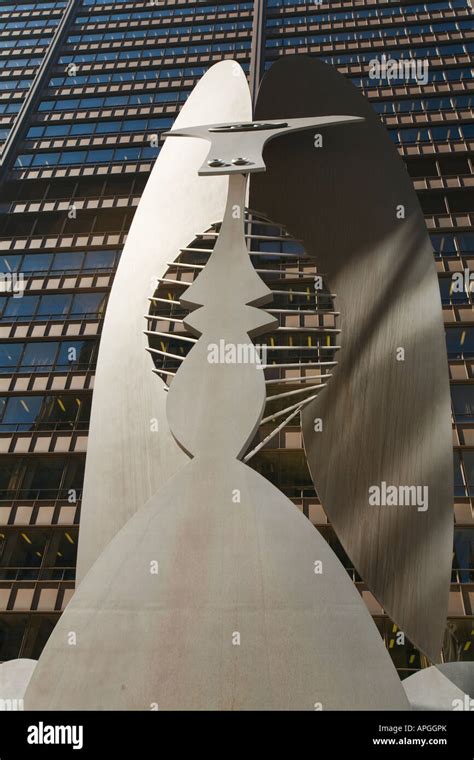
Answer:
[403, 662, 474, 710]
[23, 56, 453, 711]
[24, 72, 408, 710]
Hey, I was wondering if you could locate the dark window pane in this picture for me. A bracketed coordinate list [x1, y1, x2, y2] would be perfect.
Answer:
[4, 296, 38, 318]
[2, 396, 43, 430]
[71, 292, 106, 315]
[22, 342, 58, 369]
[37, 294, 71, 317]
[50, 252, 84, 271]
[22, 254, 52, 272]
[0, 343, 22, 372]
[451, 385, 474, 421]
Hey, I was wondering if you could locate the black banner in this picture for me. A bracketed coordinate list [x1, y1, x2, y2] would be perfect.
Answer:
[0, 710, 471, 757]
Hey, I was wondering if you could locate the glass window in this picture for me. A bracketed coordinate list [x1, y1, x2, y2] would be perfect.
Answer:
[37, 294, 71, 316]
[44, 124, 68, 137]
[446, 328, 474, 358]
[0, 255, 21, 273]
[419, 194, 446, 215]
[4, 295, 38, 318]
[149, 117, 173, 130]
[440, 276, 467, 304]
[85, 149, 113, 164]
[22, 254, 52, 272]
[15, 155, 33, 168]
[84, 251, 115, 270]
[95, 121, 120, 134]
[105, 96, 128, 107]
[458, 234, 474, 253]
[57, 340, 94, 368]
[23, 457, 66, 497]
[406, 157, 437, 178]
[122, 119, 147, 132]
[41, 395, 82, 427]
[453, 452, 465, 497]
[32, 153, 60, 167]
[431, 126, 461, 141]
[55, 99, 79, 111]
[0, 457, 22, 494]
[60, 151, 87, 165]
[27, 126, 44, 138]
[438, 155, 470, 175]
[451, 385, 474, 421]
[114, 147, 141, 161]
[1, 396, 44, 430]
[71, 292, 106, 315]
[22, 342, 58, 369]
[69, 123, 92, 136]
[50, 252, 84, 271]
[431, 234, 457, 255]
[462, 452, 474, 497]
[0, 343, 22, 372]
[140, 146, 160, 160]
[453, 528, 472, 583]
[80, 97, 103, 108]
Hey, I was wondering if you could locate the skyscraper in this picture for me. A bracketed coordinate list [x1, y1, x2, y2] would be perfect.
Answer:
[0, 0, 472, 681]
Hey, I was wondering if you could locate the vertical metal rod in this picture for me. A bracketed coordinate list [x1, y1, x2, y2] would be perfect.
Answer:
[249, 0, 266, 108]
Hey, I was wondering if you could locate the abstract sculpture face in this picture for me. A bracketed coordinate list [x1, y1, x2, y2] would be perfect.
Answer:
[22, 57, 452, 712]
[163, 115, 362, 175]
[162, 115, 361, 461]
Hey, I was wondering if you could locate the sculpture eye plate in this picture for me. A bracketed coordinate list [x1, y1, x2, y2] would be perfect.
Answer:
[209, 121, 288, 132]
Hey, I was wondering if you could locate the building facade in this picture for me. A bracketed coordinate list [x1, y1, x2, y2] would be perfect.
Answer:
[0, 0, 472, 678]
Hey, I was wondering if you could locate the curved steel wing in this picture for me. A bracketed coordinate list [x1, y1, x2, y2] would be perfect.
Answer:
[250, 55, 453, 663]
